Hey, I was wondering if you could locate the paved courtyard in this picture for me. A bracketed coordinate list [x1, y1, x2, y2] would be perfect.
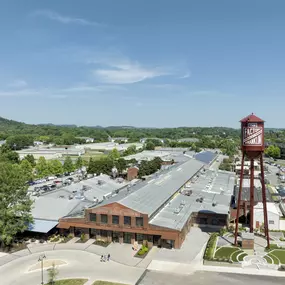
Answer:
[138, 271, 285, 285]
[0, 250, 144, 285]
[154, 227, 210, 263]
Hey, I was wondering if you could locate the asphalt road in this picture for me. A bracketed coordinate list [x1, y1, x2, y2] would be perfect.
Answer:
[139, 271, 285, 285]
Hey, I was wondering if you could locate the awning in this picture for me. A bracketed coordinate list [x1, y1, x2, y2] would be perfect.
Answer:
[57, 222, 70, 229]
[27, 219, 58, 233]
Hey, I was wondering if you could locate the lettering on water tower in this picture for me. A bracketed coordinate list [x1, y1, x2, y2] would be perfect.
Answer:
[243, 126, 263, 146]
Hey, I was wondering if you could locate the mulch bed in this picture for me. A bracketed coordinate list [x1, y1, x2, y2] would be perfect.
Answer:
[93, 240, 111, 247]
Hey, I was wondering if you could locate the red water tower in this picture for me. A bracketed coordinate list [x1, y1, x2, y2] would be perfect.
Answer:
[234, 113, 270, 248]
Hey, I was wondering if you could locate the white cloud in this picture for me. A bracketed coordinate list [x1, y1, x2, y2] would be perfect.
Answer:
[0, 84, 126, 98]
[32, 10, 103, 27]
[8, 79, 28, 88]
[92, 59, 170, 84]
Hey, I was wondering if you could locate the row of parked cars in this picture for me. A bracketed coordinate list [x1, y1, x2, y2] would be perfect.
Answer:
[28, 172, 78, 186]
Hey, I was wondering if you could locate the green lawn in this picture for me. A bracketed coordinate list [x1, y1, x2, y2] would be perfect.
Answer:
[92, 281, 129, 285]
[214, 247, 239, 259]
[270, 249, 285, 264]
[46, 279, 88, 285]
[264, 253, 280, 265]
[230, 250, 247, 262]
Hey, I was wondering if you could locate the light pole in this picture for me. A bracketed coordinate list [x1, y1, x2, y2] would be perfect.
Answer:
[38, 254, 46, 285]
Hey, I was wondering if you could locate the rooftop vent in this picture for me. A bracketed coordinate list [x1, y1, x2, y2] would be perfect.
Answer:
[196, 197, 204, 203]
[174, 207, 182, 214]
[212, 201, 217, 207]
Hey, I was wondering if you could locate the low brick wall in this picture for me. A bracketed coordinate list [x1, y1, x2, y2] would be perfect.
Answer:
[203, 260, 242, 267]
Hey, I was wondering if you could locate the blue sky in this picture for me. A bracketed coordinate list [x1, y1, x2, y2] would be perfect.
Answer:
[1, 0, 285, 128]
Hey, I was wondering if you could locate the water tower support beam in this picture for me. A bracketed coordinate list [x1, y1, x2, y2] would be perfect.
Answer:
[250, 158, 255, 233]
[234, 152, 245, 245]
[260, 154, 270, 248]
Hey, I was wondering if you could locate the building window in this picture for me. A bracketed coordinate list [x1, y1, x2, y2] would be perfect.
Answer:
[101, 214, 108, 224]
[124, 216, 131, 226]
[89, 213, 96, 222]
[112, 215, 119, 225]
[269, 220, 275, 224]
[136, 217, 144, 227]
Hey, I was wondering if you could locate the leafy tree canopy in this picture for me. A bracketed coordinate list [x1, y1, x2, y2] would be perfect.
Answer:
[0, 163, 33, 247]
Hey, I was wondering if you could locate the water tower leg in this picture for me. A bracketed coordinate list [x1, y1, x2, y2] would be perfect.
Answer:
[234, 152, 245, 245]
[249, 158, 255, 233]
[260, 154, 270, 248]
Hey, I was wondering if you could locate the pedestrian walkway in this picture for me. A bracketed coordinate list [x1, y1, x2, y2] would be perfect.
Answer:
[0, 241, 150, 267]
[67, 237, 80, 244]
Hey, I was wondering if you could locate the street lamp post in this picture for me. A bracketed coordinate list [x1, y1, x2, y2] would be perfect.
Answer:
[38, 254, 46, 285]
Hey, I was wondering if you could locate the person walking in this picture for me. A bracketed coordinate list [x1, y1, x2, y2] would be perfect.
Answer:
[107, 253, 110, 261]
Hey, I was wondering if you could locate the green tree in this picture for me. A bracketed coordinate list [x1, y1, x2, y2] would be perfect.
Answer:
[265, 145, 281, 159]
[0, 163, 33, 247]
[20, 159, 33, 181]
[0, 145, 19, 164]
[145, 141, 155, 150]
[75, 156, 83, 169]
[108, 148, 120, 160]
[36, 156, 50, 178]
[123, 145, 137, 156]
[63, 156, 75, 172]
[48, 262, 59, 285]
[48, 160, 63, 175]
[24, 154, 36, 167]
[87, 158, 113, 175]
[6, 135, 34, 150]
[115, 158, 127, 174]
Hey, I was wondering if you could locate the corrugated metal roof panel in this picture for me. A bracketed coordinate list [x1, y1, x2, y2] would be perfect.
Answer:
[119, 159, 204, 216]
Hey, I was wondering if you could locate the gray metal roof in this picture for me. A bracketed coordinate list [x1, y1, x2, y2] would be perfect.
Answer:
[119, 158, 205, 217]
[31, 175, 128, 221]
[149, 171, 234, 230]
[234, 178, 271, 202]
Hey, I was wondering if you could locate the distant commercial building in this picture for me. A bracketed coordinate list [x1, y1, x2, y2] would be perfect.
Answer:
[254, 202, 282, 230]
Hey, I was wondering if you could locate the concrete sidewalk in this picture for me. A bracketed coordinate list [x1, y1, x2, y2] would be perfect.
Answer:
[147, 260, 285, 277]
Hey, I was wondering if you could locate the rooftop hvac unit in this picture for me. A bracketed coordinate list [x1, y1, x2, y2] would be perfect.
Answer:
[174, 208, 181, 214]
[196, 197, 204, 203]
[180, 200, 186, 206]
[68, 195, 74, 200]
[82, 185, 88, 191]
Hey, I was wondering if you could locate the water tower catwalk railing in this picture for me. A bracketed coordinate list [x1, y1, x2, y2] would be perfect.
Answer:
[234, 113, 270, 248]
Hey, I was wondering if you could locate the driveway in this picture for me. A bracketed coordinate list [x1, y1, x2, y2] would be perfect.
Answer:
[0, 250, 144, 285]
[153, 227, 210, 264]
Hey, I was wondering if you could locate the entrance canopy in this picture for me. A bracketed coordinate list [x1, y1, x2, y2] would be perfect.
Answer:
[27, 219, 58, 233]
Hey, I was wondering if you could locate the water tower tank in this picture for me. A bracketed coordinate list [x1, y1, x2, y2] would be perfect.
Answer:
[240, 113, 265, 158]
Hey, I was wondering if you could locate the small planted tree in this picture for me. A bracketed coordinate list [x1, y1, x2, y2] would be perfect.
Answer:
[48, 262, 59, 285]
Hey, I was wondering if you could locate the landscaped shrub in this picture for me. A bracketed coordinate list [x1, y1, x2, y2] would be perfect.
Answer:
[80, 233, 86, 241]
[138, 244, 149, 256]
[219, 228, 227, 236]
[204, 233, 218, 261]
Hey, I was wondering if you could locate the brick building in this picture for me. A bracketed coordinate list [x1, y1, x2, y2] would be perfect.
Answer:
[58, 157, 235, 249]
